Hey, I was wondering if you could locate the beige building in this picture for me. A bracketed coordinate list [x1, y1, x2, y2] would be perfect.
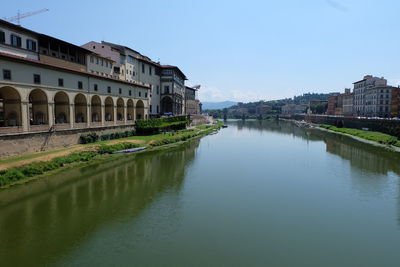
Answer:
[82, 41, 164, 117]
[0, 19, 149, 135]
[364, 86, 395, 117]
[185, 86, 201, 115]
[353, 75, 387, 116]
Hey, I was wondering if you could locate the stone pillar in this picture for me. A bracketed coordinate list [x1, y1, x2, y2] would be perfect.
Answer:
[113, 105, 117, 125]
[133, 105, 136, 122]
[124, 105, 127, 124]
[21, 101, 28, 132]
[48, 102, 54, 128]
[101, 104, 105, 126]
[87, 104, 91, 127]
[69, 103, 74, 129]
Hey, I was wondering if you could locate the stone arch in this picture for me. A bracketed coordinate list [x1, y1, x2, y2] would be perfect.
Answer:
[136, 100, 145, 120]
[127, 99, 134, 121]
[29, 89, 48, 125]
[54, 91, 70, 124]
[0, 86, 22, 127]
[161, 96, 173, 114]
[91, 95, 102, 122]
[105, 96, 114, 121]
[117, 98, 124, 121]
[74, 93, 87, 123]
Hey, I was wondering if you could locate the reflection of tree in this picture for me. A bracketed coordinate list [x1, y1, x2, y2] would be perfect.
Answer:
[228, 120, 400, 226]
[0, 139, 200, 267]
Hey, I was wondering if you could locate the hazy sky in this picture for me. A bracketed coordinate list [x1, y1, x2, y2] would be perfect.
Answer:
[3, 0, 400, 102]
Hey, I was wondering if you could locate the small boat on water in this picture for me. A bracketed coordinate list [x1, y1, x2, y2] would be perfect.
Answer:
[114, 147, 147, 154]
[222, 125, 228, 128]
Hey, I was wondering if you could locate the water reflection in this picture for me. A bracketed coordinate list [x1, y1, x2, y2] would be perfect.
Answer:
[229, 119, 400, 225]
[0, 139, 200, 267]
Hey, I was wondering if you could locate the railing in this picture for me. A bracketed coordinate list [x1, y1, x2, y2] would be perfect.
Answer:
[74, 123, 87, 129]
[29, 125, 50, 132]
[54, 124, 71, 130]
[0, 126, 23, 134]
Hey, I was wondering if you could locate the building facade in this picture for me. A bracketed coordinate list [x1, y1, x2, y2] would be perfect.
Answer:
[353, 75, 387, 116]
[185, 86, 201, 115]
[364, 86, 395, 117]
[0, 19, 150, 135]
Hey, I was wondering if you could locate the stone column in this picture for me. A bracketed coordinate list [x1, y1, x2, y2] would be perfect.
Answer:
[124, 105, 127, 124]
[69, 103, 74, 129]
[21, 101, 29, 132]
[101, 104, 105, 126]
[113, 105, 117, 126]
[87, 104, 91, 127]
[48, 102, 54, 128]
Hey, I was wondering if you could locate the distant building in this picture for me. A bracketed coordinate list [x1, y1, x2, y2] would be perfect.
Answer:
[327, 95, 339, 115]
[353, 75, 387, 116]
[185, 86, 201, 115]
[342, 89, 353, 116]
[364, 86, 396, 117]
[281, 104, 307, 115]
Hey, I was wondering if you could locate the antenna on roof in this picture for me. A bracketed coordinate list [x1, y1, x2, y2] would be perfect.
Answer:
[4, 8, 49, 25]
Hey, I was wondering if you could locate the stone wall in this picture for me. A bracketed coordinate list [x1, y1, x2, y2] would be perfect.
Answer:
[0, 125, 135, 158]
[284, 114, 400, 138]
[189, 115, 213, 126]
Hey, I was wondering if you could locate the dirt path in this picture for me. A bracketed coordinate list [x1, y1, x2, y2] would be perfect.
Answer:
[0, 139, 146, 171]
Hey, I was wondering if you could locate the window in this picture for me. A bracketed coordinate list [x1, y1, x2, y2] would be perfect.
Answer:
[142, 64, 145, 73]
[78, 81, 83, 89]
[150, 105, 152, 112]
[156, 85, 159, 95]
[101, 60, 103, 66]
[26, 39, 37, 51]
[139, 92, 141, 97]
[96, 58, 99, 64]
[132, 71, 135, 76]
[129, 90, 132, 96]
[119, 88, 122, 94]
[94, 84, 98, 91]
[107, 86, 111, 93]
[90, 56, 94, 63]
[58, 78, 64, 87]
[0, 31, 4, 43]
[3, 69, 11, 80]
[164, 85, 170, 94]
[10, 34, 21, 47]
[145, 92, 148, 98]
[33, 74, 41, 84]
[149, 66, 152, 75]
[157, 105, 159, 113]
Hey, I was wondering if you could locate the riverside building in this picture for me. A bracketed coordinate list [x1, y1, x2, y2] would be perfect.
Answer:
[0, 19, 150, 134]
[82, 41, 195, 117]
[353, 75, 387, 116]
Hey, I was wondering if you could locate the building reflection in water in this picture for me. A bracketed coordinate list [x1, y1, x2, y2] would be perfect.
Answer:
[230, 119, 400, 225]
[0, 139, 200, 267]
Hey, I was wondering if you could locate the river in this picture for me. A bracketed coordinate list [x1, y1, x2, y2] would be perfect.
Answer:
[1, 120, 400, 266]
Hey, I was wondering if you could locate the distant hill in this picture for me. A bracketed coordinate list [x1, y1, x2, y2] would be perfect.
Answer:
[202, 101, 237, 110]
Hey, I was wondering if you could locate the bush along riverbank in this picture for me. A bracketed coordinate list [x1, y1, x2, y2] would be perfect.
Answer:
[0, 122, 222, 188]
[319, 124, 400, 148]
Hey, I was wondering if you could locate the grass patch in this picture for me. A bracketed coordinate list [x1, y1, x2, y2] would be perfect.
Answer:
[0, 143, 139, 187]
[320, 124, 400, 147]
[0, 122, 222, 188]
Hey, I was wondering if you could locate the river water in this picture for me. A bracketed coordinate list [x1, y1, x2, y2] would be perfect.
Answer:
[1, 120, 400, 266]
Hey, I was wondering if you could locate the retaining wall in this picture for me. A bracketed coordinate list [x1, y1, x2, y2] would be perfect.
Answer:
[283, 114, 400, 138]
[0, 125, 135, 158]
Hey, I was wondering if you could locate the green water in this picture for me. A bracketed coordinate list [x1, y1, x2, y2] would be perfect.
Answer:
[1, 120, 400, 267]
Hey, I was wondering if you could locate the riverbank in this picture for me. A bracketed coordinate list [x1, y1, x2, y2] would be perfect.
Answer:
[0, 121, 222, 189]
[287, 119, 400, 152]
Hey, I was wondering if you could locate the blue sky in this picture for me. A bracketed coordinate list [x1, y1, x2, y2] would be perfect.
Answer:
[3, 0, 400, 102]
